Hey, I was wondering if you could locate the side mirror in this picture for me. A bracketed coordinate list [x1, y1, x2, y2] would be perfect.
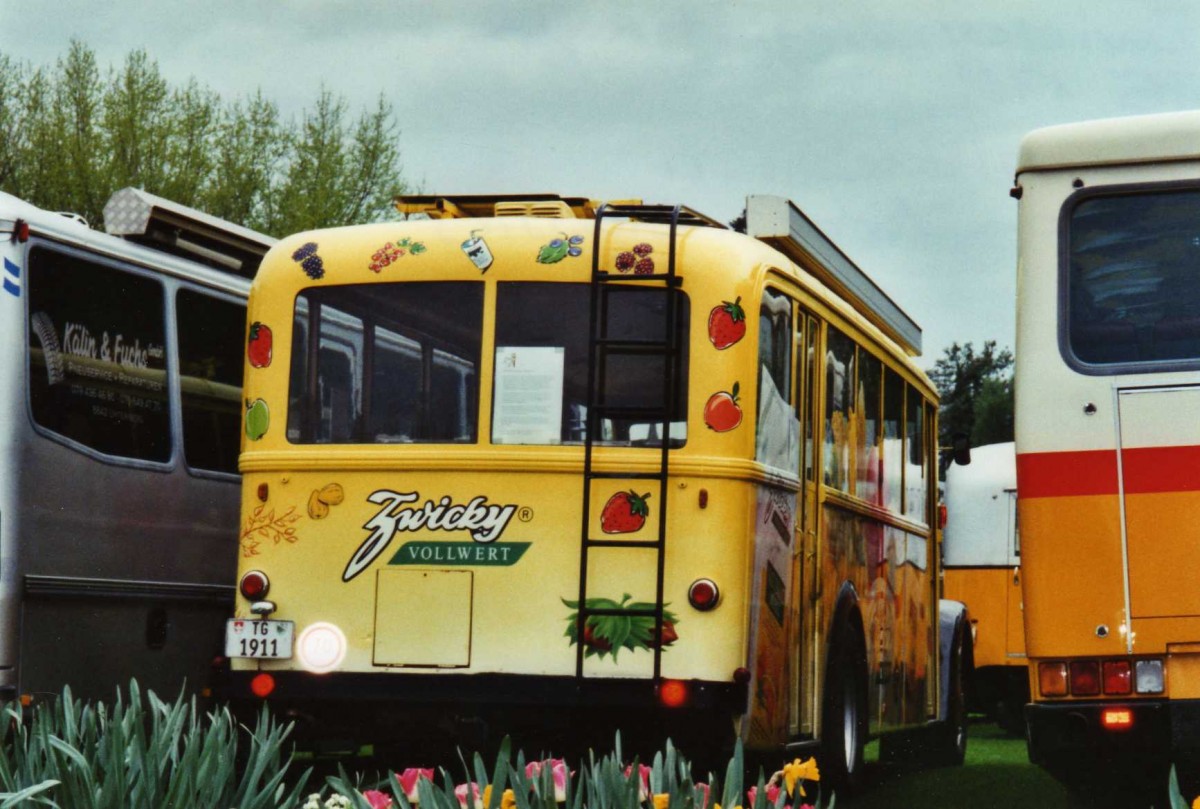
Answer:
[951, 432, 971, 466]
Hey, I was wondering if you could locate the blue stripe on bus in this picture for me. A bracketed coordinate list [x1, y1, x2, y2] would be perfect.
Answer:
[4, 257, 19, 279]
[3, 277, 18, 297]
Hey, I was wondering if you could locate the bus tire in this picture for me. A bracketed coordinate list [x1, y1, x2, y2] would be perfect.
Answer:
[931, 617, 969, 767]
[821, 616, 867, 796]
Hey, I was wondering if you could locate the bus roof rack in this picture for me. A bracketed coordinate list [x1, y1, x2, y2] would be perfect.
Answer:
[103, 187, 276, 279]
[746, 194, 923, 357]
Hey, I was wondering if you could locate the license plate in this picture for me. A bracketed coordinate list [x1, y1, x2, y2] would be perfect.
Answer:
[225, 619, 294, 659]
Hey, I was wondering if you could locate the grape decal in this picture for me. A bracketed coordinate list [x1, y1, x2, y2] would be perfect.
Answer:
[291, 242, 324, 279]
[536, 234, 585, 264]
[708, 296, 746, 350]
[613, 241, 655, 274]
[562, 593, 679, 660]
[369, 237, 427, 272]
[247, 322, 273, 368]
[704, 383, 743, 432]
[600, 490, 651, 534]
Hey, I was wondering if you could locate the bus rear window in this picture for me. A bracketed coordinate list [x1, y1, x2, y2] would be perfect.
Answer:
[493, 283, 689, 446]
[287, 282, 483, 444]
[1067, 188, 1200, 367]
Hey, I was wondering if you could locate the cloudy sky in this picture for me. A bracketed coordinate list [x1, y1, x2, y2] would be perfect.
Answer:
[6, 1, 1200, 365]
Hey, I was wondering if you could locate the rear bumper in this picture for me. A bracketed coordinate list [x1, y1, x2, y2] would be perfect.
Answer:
[1025, 700, 1172, 766]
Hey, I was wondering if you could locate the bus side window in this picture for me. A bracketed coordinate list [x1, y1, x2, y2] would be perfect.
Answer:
[756, 289, 797, 471]
[176, 289, 245, 475]
[855, 349, 882, 504]
[27, 247, 170, 462]
[903, 384, 928, 524]
[823, 326, 856, 490]
[882, 368, 904, 513]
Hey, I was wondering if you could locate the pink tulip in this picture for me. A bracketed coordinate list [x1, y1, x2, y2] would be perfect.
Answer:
[525, 759, 569, 802]
[624, 764, 651, 800]
[363, 790, 395, 809]
[397, 769, 436, 803]
[455, 782, 482, 809]
[695, 783, 711, 809]
[746, 783, 781, 806]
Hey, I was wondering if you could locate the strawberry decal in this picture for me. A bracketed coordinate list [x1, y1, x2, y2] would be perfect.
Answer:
[562, 593, 679, 660]
[704, 383, 743, 432]
[708, 296, 746, 350]
[600, 490, 651, 534]
[247, 322, 272, 368]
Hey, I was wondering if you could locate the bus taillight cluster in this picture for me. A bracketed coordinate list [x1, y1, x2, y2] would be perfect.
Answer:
[1037, 658, 1164, 697]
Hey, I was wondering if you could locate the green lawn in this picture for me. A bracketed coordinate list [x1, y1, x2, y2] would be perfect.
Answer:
[842, 721, 1069, 808]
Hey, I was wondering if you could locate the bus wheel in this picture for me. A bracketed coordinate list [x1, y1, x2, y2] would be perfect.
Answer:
[931, 619, 969, 767]
[821, 619, 867, 795]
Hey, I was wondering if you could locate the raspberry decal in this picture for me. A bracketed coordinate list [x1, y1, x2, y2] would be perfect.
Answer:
[708, 296, 746, 350]
[633, 243, 653, 257]
[537, 234, 585, 264]
[634, 257, 655, 275]
[600, 490, 651, 534]
[614, 242, 654, 274]
[562, 593, 680, 661]
[291, 242, 324, 279]
[704, 383, 743, 432]
[369, 237, 427, 273]
[615, 252, 636, 272]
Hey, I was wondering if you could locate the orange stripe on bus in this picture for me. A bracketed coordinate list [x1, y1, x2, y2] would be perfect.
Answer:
[1018, 446, 1200, 498]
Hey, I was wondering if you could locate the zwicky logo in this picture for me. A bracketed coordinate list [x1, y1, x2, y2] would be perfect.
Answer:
[342, 490, 518, 582]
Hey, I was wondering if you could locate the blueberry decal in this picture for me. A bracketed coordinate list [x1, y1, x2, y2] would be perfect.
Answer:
[292, 242, 324, 279]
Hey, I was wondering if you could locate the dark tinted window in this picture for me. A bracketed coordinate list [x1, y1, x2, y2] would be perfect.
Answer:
[27, 247, 169, 461]
[1068, 189, 1200, 366]
[493, 283, 689, 445]
[177, 289, 245, 473]
[288, 283, 483, 444]
[823, 326, 855, 491]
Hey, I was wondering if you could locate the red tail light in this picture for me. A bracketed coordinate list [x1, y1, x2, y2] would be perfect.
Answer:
[1069, 660, 1101, 696]
[658, 679, 689, 708]
[688, 579, 719, 611]
[250, 672, 275, 699]
[239, 570, 270, 601]
[1103, 660, 1132, 695]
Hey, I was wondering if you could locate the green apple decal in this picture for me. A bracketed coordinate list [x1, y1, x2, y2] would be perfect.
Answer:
[245, 398, 270, 441]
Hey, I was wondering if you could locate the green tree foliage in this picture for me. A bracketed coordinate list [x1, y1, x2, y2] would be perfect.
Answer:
[0, 41, 409, 236]
[929, 340, 1014, 449]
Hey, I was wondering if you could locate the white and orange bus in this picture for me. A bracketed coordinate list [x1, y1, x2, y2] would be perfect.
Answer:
[941, 441, 1026, 732]
[222, 193, 969, 787]
[1015, 111, 1200, 799]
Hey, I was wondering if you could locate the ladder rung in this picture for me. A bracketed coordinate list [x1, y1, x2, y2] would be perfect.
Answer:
[584, 538, 663, 549]
[594, 272, 681, 285]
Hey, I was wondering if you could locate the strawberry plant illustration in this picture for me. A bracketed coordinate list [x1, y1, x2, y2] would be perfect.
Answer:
[704, 383, 743, 432]
[708, 296, 746, 349]
[562, 593, 680, 660]
[600, 490, 651, 534]
[247, 322, 272, 368]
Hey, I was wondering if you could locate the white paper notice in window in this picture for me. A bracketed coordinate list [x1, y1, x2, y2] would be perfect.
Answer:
[493, 346, 565, 444]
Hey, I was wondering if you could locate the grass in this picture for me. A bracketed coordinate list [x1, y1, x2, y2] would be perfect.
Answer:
[843, 720, 1069, 808]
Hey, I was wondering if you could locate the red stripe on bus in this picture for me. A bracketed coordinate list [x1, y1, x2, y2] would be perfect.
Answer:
[1017, 449, 1118, 498]
[1018, 446, 1200, 498]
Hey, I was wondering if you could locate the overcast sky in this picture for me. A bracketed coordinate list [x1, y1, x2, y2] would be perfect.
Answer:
[6, 1, 1200, 365]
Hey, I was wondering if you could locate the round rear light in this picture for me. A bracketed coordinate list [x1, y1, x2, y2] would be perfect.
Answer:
[297, 622, 347, 673]
[658, 679, 689, 708]
[239, 570, 270, 601]
[688, 579, 720, 611]
[250, 671, 275, 699]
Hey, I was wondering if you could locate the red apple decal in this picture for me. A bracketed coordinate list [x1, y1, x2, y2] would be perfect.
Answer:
[247, 322, 273, 368]
[708, 297, 746, 350]
[600, 490, 651, 534]
[704, 383, 743, 432]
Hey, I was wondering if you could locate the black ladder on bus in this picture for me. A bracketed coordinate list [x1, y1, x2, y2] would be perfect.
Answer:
[574, 203, 711, 682]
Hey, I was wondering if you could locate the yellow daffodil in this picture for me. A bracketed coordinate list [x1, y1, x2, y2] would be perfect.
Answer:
[782, 757, 820, 796]
[1191, 797, 1200, 809]
[654, 794, 670, 809]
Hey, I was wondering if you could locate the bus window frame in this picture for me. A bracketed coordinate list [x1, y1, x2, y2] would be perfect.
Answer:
[23, 239, 176, 474]
[1057, 178, 1200, 377]
[175, 283, 247, 482]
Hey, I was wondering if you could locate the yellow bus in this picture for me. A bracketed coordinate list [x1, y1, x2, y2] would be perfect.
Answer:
[222, 193, 969, 788]
[1014, 111, 1200, 801]
[942, 441, 1026, 732]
